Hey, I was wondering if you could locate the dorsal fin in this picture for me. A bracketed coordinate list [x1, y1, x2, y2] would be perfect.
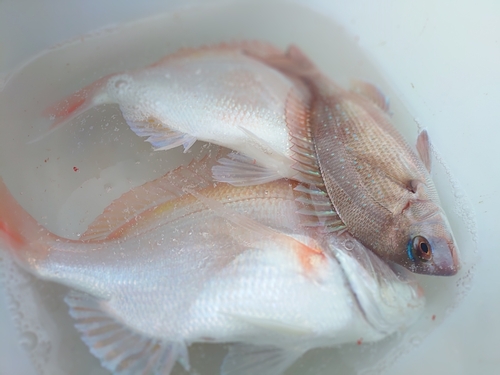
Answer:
[350, 80, 390, 113]
[150, 40, 285, 68]
[284, 88, 346, 233]
[80, 145, 227, 240]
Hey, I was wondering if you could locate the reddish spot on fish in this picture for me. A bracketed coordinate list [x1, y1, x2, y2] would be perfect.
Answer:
[73, 167, 79, 172]
[432, 314, 436, 321]
[357, 338, 363, 345]
[294, 240, 326, 275]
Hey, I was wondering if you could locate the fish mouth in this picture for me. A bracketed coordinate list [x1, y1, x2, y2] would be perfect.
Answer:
[413, 240, 460, 276]
[435, 241, 461, 275]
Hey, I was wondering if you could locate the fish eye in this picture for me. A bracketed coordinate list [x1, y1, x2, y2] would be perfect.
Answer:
[412, 236, 432, 262]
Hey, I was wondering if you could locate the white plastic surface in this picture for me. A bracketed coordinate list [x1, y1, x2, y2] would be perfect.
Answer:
[0, 1, 498, 374]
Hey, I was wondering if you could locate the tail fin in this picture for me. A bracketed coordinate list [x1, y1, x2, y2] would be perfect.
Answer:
[0, 179, 57, 266]
[43, 74, 113, 131]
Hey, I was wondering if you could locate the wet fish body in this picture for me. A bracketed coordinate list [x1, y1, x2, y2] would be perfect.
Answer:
[260, 46, 460, 276]
[45, 41, 460, 276]
[0, 153, 424, 375]
[45, 42, 299, 183]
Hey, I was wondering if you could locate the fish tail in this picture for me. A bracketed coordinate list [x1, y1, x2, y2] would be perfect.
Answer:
[0, 178, 56, 266]
[43, 74, 112, 131]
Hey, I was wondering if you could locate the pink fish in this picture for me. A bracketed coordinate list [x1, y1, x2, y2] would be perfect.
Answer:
[42, 40, 458, 276]
[254, 45, 460, 276]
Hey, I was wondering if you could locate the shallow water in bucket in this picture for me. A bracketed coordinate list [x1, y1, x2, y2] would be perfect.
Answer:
[0, 1, 477, 374]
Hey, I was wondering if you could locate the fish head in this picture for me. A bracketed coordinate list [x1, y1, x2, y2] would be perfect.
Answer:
[403, 202, 460, 276]
[327, 234, 425, 336]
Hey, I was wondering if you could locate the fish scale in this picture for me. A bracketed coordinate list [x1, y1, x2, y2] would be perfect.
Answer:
[0, 145, 425, 375]
[260, 44, 460, 275]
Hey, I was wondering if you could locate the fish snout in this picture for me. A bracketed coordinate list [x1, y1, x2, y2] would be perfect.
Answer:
[417, 238, 460, 276]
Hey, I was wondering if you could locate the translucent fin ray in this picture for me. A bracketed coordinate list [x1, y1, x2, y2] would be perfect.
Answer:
[81, 145, 226, 240]
[212, 152, 282, 186]
[65, 291, 189, 375]
[221, 344, 304, 375]
[125, 119, 197, 152]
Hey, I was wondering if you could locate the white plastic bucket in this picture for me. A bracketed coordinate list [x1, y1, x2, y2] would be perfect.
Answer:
[0, 1, 497, 374]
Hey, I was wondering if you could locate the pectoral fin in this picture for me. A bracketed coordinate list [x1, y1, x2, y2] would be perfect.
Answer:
[221, 344, 304, 375]
[65, 291, 189, 375]
[416, 129, 432, 172]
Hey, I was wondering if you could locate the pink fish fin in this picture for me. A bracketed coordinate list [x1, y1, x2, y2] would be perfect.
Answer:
[211, 152, 282, 186]
[284, 87, 322, 186]
[43, 74, 113, 132]
[293, 184, 345, 232]
[350, 79, 391, 113]
[81, 146, 225, 240]
[125, 119, 197, 152]
[183, 184, 328, 277]
[251, 44, 319, 78]
[416, 129, 432, 172]
[284, 45, 318, 71]
[183, 186, 280, 239]
[0, 178, 58, 266]
[221, 343, 305, 375]
[149, 40, 284, 68]
[283, 87, 345, 232]
[65, 291, 190, 375]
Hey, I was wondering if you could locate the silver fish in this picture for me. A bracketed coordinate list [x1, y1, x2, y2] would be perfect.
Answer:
[43, 41, 301, 184]
[43, 41, 460, 276]
[0, 150, 424, 375]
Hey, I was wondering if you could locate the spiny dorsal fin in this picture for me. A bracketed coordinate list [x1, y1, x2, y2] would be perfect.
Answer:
[65, 291, 189, 375]
[285, 88, 323, 187]
[81, 145, 227, 240]
[293, 184, 345, 232]
[284, 88, 346, 233]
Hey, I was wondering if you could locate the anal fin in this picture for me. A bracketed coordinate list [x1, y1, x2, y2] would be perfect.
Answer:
[221, 344, 304, 375]
[126, 118, 197, 152]
[65, 291, 189, 375]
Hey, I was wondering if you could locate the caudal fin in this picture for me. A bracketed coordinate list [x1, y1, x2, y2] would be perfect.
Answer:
[0, 178, 56, 266]
[43, 74, 113, 132]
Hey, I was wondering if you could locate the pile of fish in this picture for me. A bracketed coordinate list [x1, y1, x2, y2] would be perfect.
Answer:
[0, 41, 460, 375]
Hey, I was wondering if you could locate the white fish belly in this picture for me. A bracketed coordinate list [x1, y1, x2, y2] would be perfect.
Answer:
[105, 53, 294, 164]
[179, 245, 379, 346]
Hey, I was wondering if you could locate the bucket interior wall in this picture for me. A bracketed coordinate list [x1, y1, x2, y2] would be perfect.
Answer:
[0, 1, 498, 375]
